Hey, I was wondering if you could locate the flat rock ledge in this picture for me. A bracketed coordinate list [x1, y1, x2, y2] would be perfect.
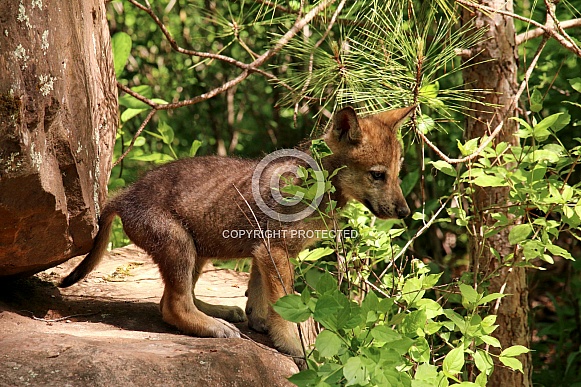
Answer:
[0, 245, 298, 386]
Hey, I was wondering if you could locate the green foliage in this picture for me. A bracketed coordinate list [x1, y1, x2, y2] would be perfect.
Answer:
[278, 267, 528, 386]
[273, 143, 527, 386]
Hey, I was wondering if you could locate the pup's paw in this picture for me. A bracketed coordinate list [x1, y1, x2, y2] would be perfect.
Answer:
[248, 315, 269, 333]
[211, 318, 241, 338]
[224, 306, 247, 323]
[293, 357, 307, 371]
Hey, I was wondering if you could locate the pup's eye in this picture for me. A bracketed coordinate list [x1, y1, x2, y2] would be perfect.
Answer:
[370, 171, 386, 181]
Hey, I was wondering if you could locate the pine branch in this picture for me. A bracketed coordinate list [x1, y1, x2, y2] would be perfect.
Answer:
[121, 0, 336, 111]
[456, 0, 581, 57]
[114, 0, 337, 165]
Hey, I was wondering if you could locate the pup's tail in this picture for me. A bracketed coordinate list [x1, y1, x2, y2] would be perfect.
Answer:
[59, 205, 117, 288]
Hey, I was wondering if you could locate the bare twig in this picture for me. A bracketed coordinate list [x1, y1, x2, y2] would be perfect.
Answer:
[545, 0, 579, 52]
[516, 18, 581, 45]
[416, 121, 504, 165]
[21, 310, 100, 322]
[113, 108, 157, 167]
[378, 196, 452, 279]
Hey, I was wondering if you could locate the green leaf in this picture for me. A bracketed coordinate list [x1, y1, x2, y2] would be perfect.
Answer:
[158, 121, 174, 145]
[288, 369, 319, 387]
[409, 337, 430, 362]
[316, 273, 337, 295]
[431, 160, 456, 177]
[443, 309, 466, 331]
[473, 349, 494, 376]
[119, 85, 152, 109]
[546, 243, 574, 260]
[569, 77, 581, 93]
[472, 175, 506, 187]
[371, 325, 402, 343]
[533, 113, 563, 141]
[551, 111, 570, 132]
[273, 294, 311, 323]
[111, 32, 132, 78]
[419, 81, 439, 99]
[458, 137, 480, 156]
[378, 297, 395, 313]
[499, 356, 523, 373]
[530, 88, 543, 112]
[508, 224, 532, 245]
[402, 277, 425, 306]
[480, 335, 501, 348]
[414, 363, 438, 381]
[478, 292, 505, 306]
[298, 247, 334, 262]
[123, 136, 146, 147]
[401, 169, 420, 197]
[313, 294, 342, 329]
[500, 345, 530, 357]
[415, 299, 444, 319]
[310, 139, 333, 159]
[522, 149, 560, 163]
[475, 372, 488, 387]
[343, 356, 368, 386]
[189, 140, 202, 157]
[121, 108, 148, 123]
[459, 283, 479, 304]
[315, 329, 344, 358]
[417, 114, 435, 134]
[443, 347, 465, 376]
[131, 152, 174, 163]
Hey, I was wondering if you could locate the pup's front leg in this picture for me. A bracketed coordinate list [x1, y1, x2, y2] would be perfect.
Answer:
[253, 246, 305, 368]
[245, 263, 269, 333]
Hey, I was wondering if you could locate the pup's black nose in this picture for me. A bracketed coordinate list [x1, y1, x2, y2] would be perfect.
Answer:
[397, 205, 410, 219]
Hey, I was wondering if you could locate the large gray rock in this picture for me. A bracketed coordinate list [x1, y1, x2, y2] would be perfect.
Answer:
[0, 0, 117, 276]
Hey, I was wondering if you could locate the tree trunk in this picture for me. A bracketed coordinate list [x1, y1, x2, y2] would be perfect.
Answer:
[462, 1, 532, 385]
[0, 0, 117, 276]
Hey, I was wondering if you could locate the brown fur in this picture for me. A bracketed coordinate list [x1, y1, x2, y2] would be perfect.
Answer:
[60, 106, 414, 365]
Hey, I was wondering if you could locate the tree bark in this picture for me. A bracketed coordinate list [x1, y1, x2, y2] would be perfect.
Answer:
[0, 0, 117, 276]
[462, 1, 532, 385]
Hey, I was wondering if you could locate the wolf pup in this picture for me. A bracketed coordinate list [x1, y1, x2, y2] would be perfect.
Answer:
[60, 106, 414, 365]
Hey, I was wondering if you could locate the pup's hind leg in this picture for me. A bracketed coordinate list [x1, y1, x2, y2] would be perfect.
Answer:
[191, 257, 246, 323]
[145, 223, 239, 339]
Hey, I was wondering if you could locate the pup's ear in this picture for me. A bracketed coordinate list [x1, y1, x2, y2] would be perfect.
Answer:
[373, 105, 416, 132]
[332, 106, 361, 143]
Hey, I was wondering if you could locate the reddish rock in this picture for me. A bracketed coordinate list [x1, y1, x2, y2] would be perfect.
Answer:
[0, 246, 299, 386]
[0, 0, 117, 276]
